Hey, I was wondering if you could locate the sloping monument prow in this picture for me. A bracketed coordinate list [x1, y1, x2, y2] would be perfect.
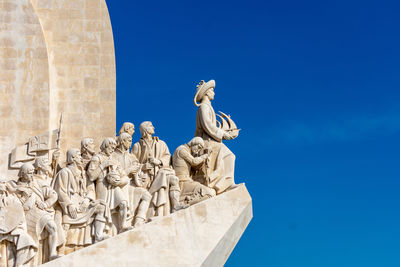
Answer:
[42, 184, 252, 267]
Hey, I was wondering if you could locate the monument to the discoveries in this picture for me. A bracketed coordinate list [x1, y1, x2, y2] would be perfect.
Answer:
[0, 1, 252, 266]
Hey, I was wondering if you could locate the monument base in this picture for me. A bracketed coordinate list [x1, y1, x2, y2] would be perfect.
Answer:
[41, 184, 252, 267]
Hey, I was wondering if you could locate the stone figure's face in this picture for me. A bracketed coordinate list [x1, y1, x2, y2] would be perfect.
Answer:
[206, 88, 215, 100]
[127, 126, 135, 136]
[145, 123, 155, 135]
[23, 166, 35, 182]
[73, 152, 83, 167]
[122, 137, 132, 150]
[39, 158, 51, 174]
[85, 139, 95, 155]
[191, 143, 203, 156]
[105, 143, 116, 156]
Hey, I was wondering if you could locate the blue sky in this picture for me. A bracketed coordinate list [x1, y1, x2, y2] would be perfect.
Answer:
[106, 1, 400, 266]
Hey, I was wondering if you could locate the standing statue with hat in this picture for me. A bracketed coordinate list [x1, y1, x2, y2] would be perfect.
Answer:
[194, 80, 240, 194]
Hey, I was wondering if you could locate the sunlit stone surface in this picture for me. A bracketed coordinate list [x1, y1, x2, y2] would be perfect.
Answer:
[42, 184, 252, 267]
[0, 0, 116, 179]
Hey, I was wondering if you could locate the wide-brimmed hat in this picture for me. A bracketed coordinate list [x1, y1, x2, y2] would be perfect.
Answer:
[193, 80, 215, 106]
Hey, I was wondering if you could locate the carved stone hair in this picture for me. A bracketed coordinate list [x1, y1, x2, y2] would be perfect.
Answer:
[188, 137, 204, 147]
[100, 137, 117, 152]
[117, 132, 131, 145]
[139, 121, 152, 136]
[18, 162, 35, 178]
[66, 148, 80, 164]
[34, 156, 48, 170]
[119, 122, 134, 135]
[81, 137, 94, 151]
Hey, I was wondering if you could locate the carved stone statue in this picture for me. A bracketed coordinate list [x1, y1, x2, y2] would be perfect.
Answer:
[9, 163, 61, 262]
[81, 138, 96, 170]
[0, 182, 37, 267]
[33, 157, 53, 186]
[194, 80, 239, 194]
[111, 133, 151, 228]
[81, 138, 96, 202]
[103, 164, 132, 232]
[87, 138, 117, 205]
[52, 149, 110, 254]
[132, 121, 186, 218]
[172, 137, 216, 205]
[118, 122, 135, 137]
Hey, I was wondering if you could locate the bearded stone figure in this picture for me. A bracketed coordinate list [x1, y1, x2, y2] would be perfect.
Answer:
[194, 80, 239, 194]
[9, 163, 62, 264]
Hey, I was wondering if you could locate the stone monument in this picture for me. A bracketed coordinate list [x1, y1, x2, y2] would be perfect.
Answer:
[0, 1, 252, 266]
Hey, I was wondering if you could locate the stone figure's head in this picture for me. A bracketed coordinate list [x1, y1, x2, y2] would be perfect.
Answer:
[119, 122, 135, 137]
[117, 132, 132, 151]
[139, 121, 155, 137]
[100, 137, 117, 156]
[66, 148, 82, 167]
[34, 156, 51, 174]
[81, 137, 95, 156]
[18, 163, 35, 182]
[194, 80, 215, 106]
[188, 137, 205, 156]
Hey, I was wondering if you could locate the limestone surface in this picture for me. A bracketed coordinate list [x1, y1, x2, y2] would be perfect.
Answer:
[0, 0, 116, 179]
[41, 184, 253, 267]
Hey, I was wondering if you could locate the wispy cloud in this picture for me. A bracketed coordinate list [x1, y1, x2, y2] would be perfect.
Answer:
[262, 111, 400, 146]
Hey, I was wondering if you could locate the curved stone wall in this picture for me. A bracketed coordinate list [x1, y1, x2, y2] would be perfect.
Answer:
[0, 0, 116, 179]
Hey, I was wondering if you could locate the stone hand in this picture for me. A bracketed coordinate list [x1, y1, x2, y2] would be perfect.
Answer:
[36, 201, 47, 210]
[101, 160, 112, 169]
[149, 157, 161, 166]
[127, 164, 140, 175]
[22, 189, 32, 199]
[223, 131, 233, 140]
[68, 204, 78, 219]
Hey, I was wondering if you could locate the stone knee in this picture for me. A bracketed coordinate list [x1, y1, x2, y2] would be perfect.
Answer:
[169, 175, 181, 192]
[45, 220, 57, 235]
[119, 200, 127, 210]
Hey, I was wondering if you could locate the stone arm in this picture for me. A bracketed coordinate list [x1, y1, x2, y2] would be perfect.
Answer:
[41, 184, 58, 209]
[53, 170, 72, 214]
[198, 104, 225, 142]
[179, 148, 207, 167]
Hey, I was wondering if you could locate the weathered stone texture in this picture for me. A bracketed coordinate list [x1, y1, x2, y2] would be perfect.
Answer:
[0, 0, 50, 179]
[0, 0, 116, 179]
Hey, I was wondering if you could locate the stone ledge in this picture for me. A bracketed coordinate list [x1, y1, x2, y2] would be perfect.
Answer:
[42, 184, 253, 267]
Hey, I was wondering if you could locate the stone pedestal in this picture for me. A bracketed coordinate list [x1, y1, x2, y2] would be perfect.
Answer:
[42, 184, 253, 267]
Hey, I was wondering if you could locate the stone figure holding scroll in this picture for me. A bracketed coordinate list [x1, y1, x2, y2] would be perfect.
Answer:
[132, 121, 186, 217]
[52, 149, 110, 254]
[172, 137, 216, 205]
[0, 182, 37, 267]
[194, 80, 239, 194]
